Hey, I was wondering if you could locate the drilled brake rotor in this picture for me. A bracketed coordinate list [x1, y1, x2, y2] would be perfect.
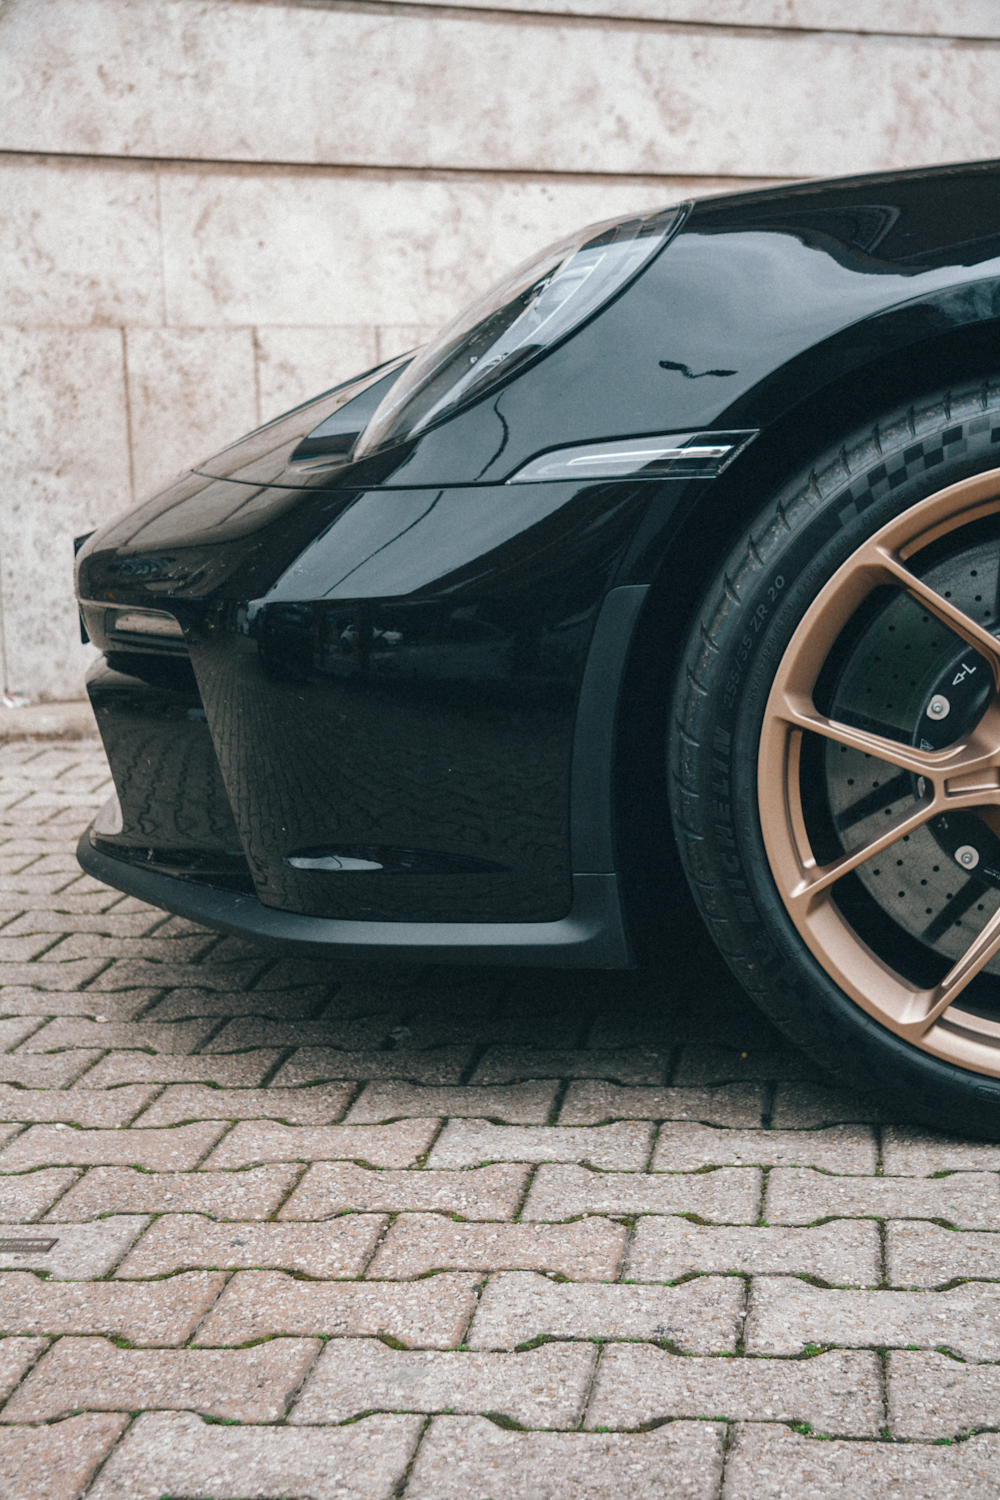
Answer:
[823, 538, 1000, 978]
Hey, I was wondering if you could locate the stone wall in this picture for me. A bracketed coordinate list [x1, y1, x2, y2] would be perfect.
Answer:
[2, 0, 998, 699]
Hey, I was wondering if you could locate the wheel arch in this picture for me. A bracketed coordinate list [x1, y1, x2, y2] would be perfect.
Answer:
[611, 314, 1000, 963]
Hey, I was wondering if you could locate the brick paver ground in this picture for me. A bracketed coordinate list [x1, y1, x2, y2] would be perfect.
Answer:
[3, 738, 1000, 1495]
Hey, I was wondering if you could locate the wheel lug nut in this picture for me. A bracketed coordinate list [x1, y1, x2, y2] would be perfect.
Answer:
[955, 845, 980, 869]
[927, 695, 951, 720]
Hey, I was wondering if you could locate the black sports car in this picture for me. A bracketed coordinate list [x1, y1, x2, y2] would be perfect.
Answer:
[76, 160, 1000, 1135]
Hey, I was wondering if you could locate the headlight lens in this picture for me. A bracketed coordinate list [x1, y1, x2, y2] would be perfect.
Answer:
[355, 203, 686, 459]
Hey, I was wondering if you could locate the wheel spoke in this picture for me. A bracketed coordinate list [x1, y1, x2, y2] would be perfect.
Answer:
[791, 797, 940, 905]
[901, 903, 1000, 1039]
[779, 695, 950, 778]
[876, 547, 1000, 687]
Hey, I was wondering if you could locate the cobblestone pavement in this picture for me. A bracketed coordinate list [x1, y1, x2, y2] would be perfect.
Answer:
[1, 739, 1000, 1497]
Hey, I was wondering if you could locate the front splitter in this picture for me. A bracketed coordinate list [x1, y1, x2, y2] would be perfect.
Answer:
[77, 830, 633, 968]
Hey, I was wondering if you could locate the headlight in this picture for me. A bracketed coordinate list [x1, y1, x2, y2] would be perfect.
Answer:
[354, 203, 686, 459]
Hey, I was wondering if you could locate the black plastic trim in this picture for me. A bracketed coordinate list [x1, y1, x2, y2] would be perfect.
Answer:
[570, 583, 650, 873]
[77, 833, 633, 967]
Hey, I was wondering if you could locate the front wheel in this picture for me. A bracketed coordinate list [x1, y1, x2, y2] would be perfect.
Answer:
[671, 378, 1000, 1136]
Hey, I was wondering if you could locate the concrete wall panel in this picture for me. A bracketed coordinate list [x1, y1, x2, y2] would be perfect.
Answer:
[0, 328, 132, 701]
[0, 156, 164, 328]
[2, 0, 997, 178]
[124, 327, 258, 500]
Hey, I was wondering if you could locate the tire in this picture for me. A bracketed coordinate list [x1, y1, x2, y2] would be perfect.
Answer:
[670, 376, 1000, 1136]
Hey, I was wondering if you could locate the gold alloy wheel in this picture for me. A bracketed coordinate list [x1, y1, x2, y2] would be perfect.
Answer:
[759, 466, 1000, 1077]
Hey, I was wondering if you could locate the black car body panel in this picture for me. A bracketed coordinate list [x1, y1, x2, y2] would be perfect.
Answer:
[76, 160, 1000, 963]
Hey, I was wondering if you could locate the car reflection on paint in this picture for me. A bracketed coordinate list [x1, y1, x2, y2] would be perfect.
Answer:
[253, 600, 542, 683]
[255, 601, 315, 681]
